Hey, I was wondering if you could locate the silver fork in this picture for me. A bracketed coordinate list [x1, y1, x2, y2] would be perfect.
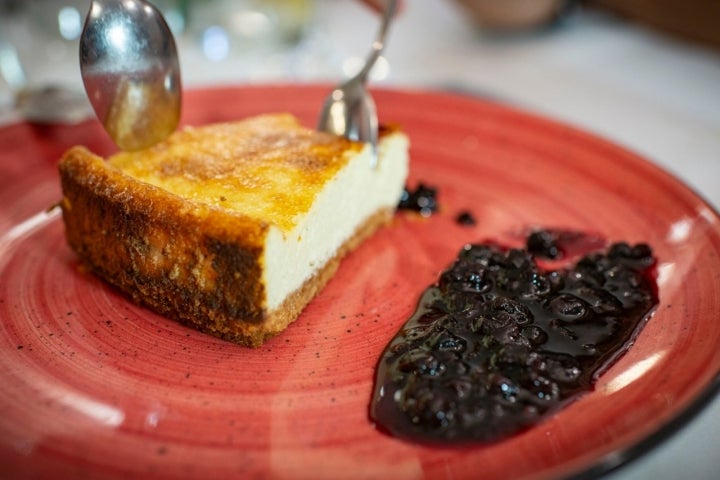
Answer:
[317, 0, 398, 168]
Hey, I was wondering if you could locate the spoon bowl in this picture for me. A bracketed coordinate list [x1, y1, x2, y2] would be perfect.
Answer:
[80, 0, 181, 151]
[318, 0, 397, 167]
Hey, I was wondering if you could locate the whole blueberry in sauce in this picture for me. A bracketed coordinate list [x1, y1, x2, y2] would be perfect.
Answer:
[398, 184, 438, 217]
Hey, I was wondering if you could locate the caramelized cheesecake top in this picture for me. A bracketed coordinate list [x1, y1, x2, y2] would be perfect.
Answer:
[107, 114, 363, 232]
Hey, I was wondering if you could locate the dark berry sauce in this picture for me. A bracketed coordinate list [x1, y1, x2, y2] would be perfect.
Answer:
[526, 228, 605, 261]
[398, 184, 438, 217]
[370, 231, 658, 445]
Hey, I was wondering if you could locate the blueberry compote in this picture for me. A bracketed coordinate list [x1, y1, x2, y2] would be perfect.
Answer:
[398, 183, 438, 217]
[370, 231, 658, 444]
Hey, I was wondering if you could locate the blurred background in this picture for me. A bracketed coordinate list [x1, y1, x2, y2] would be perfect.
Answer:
[0, 0, 719, 478]
[2, 1, 719, 106]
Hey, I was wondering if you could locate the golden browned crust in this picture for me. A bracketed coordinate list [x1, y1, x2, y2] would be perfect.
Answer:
[107, 113, 363, 232]
[58, 117, 396, 347]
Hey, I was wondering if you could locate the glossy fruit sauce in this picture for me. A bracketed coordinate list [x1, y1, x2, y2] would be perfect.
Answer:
[370, 230, 658, 444]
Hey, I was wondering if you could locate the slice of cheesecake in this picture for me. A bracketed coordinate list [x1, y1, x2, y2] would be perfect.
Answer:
[58, 113, 409, 347]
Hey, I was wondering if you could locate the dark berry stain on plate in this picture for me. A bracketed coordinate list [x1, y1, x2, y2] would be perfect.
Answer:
[370, 230, 658, 444]
[455, 210, 476, 226]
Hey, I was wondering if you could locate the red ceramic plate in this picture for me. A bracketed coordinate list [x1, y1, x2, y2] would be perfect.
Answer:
[1, 86, 719, 480]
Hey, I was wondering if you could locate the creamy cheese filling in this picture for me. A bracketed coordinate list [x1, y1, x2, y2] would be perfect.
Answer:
[262, 132, 409, 311]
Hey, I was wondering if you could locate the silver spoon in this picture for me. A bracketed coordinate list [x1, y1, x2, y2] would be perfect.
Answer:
[79, 0, 181, 151]
[317, 0, 398, 167]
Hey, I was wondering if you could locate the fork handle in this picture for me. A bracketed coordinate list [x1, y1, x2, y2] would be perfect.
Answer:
[356, 0, 398, 83]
